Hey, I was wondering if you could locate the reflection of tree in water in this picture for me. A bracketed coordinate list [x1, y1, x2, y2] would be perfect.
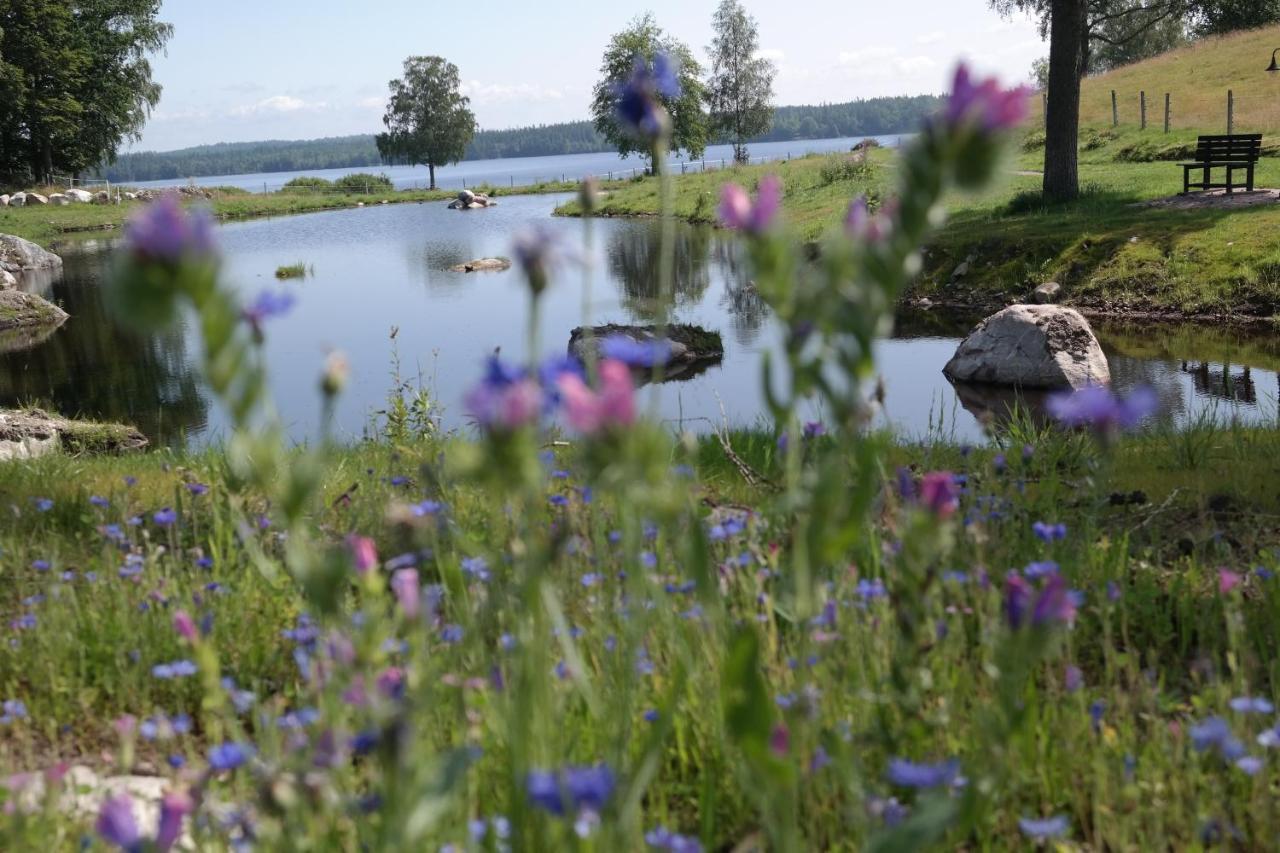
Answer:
[1179, 360, 1258, 405]
[1105, 355, 1188, 420]
[711, 234, 769, 347]
[606, 222, 711, 320]
[0, 254, 208, 447]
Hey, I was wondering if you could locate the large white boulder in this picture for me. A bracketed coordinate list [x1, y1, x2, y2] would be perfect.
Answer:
[0, 194, 9, 207]
[48, 193, 69, 206]
[24, 192, 48, 206]
[0, 233, 64, 273]
[65, 188, 93, 203]
[9, 192, 25, 208]
[0, 270, 16, 289]
[943, 304, 1110, 389]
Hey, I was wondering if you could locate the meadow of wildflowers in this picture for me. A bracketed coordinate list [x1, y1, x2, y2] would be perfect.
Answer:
[2, 60, 1280, 852]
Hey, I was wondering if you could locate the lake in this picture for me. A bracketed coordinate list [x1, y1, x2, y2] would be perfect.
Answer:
[3, 194, 1278, 448]
[127, 135, 910, 194]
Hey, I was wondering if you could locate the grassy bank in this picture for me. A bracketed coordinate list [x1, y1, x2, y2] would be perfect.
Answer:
[0, 178, 606, 248]
[560, 131, 1280, 319]
[3, 413, 1280, 848]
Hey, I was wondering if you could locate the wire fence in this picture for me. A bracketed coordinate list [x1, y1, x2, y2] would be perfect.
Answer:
[1030, 88, 1280, 135]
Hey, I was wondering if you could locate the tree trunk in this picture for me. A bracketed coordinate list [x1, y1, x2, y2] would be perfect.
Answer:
[1043, 0, 1086, 203]
[429, 163, 436, 191]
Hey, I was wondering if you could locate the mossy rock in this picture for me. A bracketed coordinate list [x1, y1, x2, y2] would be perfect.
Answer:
[0, 408, 148, 461]
[0, 290, 68, 332]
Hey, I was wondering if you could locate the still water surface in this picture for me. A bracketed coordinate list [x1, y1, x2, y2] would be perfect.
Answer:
[1, 194, 1277, 448]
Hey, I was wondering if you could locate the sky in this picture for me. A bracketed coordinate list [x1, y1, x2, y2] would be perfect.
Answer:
[133, 0, 1046, 152]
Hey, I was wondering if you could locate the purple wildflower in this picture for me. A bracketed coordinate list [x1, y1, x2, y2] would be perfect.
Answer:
[526, 765, 616, 816]
[1031, 574, 1077, 627]
[1018, 815, 1069, 842]
[464, 356, 544, 432]
[242, 290, 296, 337]
[96, 793, 142, 852]
[614, 52, 681, 140]
[156, 791, 192, 852]
[153, 507, 177, 527]
[719, 175, 782, 235]
[1032, 521, 1067, 542]
[208, 741, 254, 771]
[600, 335, 674, 368]
[1004, 574, 1032, 629]
[944, 64, 1032, 133]
[124, 194, 216, 264]
[1229, 696, 1275, 714]
[1, 699, 28, 723]
[645, 827, 703, 852]
[1047, 385, 1158, 433]
[885, 758, 960, 789]
[920, 471, 959, 518]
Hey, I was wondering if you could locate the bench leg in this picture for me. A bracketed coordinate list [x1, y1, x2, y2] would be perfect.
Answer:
[1248, 165, 1255, 192]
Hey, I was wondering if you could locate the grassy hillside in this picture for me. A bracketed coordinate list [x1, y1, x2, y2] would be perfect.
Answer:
[1028, 24, 1280, 133]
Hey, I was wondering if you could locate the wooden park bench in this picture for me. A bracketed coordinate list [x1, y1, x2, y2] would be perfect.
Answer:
[1181, 134, 1263, 194]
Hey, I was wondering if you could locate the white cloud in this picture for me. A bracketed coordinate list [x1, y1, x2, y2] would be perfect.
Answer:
[458, 80, 565, 105]
[755, 48, 785, 63]
[838, 47, 897, 67]
[231, 95, 324, 117]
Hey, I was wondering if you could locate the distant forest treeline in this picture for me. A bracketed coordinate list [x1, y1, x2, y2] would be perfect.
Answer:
[99, 95, 942, 182]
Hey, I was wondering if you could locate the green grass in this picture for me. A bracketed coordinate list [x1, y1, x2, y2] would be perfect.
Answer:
[273, 262, 309, 280]
[0, 178, 628, 248]
[562, 133, 1280, 318]
[3, 415, 1280, 848]
[1026, 24, 1280, 133]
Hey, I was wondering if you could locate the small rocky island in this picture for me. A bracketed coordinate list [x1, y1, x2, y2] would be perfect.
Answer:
[568, 323, 725, 383]
[447, 190, 497, 210]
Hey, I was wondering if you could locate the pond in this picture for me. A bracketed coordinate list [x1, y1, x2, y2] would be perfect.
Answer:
[2, 194, 1278, 448]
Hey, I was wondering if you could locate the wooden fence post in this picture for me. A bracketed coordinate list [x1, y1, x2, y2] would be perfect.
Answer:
[1228, 89, 1234, 135]
[1140, 91, 1147, 130]
[1112, 90, 1118, 127]
[1164, 93, 1171, 133]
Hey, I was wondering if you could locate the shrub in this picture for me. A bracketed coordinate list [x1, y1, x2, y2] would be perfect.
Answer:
[819, 154, 873, 186]
[334, 172, 394, 193]
[282, 176, 333, 192]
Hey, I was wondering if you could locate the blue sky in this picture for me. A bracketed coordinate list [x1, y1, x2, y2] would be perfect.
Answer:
[135, 1, 1044, 152]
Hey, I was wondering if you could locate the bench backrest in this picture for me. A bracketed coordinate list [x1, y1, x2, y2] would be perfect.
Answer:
[1193, 134, 1263, 163]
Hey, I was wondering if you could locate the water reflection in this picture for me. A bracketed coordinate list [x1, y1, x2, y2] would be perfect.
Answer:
[0, 254, 209, 446]
[5, 199, 1280, 449]
[606, 222, 712, 319]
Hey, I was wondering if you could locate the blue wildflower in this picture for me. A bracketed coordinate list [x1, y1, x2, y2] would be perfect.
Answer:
[1229, 696, 1275, 714]
[885, 758, 960, 789]
[1018, 816, 1069, 841]
[645, 826, 703, 852]
[614, 52, 681, 140]
[208, 741, 254, 771]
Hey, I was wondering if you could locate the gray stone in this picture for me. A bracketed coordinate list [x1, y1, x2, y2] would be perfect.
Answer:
[0, 194, 8, 207]
[1032, 281, 1061, 304]
[0, 290, 68, 331]
[48, 193, 69, 206]
[449, 257, 511, 273]
[65, 188, 93, 203]
[9, 192, 25, 207]
[24, 192, 48, 206]
[0, 270, 15, 290]
[943, 304, 1110, 389]
[568, 323, 725, 384]
[0, 234, 64, 273]
[0, 408, 148, 461]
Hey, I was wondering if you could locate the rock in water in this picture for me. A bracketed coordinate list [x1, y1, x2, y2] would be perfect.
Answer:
[448, 258, 511, 273]
[0, 409, 148, 461]
[943, 304, 1109, 389]
[568, 323, 725, 383]
[0, 234, 64, 273]
[0, 290, 69, 332]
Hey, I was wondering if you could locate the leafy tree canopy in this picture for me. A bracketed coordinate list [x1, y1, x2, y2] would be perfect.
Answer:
[706, 0, 776, 163]
[0, 0, 170, 184]
[375, 56, 477, 190]
[591, 13, 709, 165]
